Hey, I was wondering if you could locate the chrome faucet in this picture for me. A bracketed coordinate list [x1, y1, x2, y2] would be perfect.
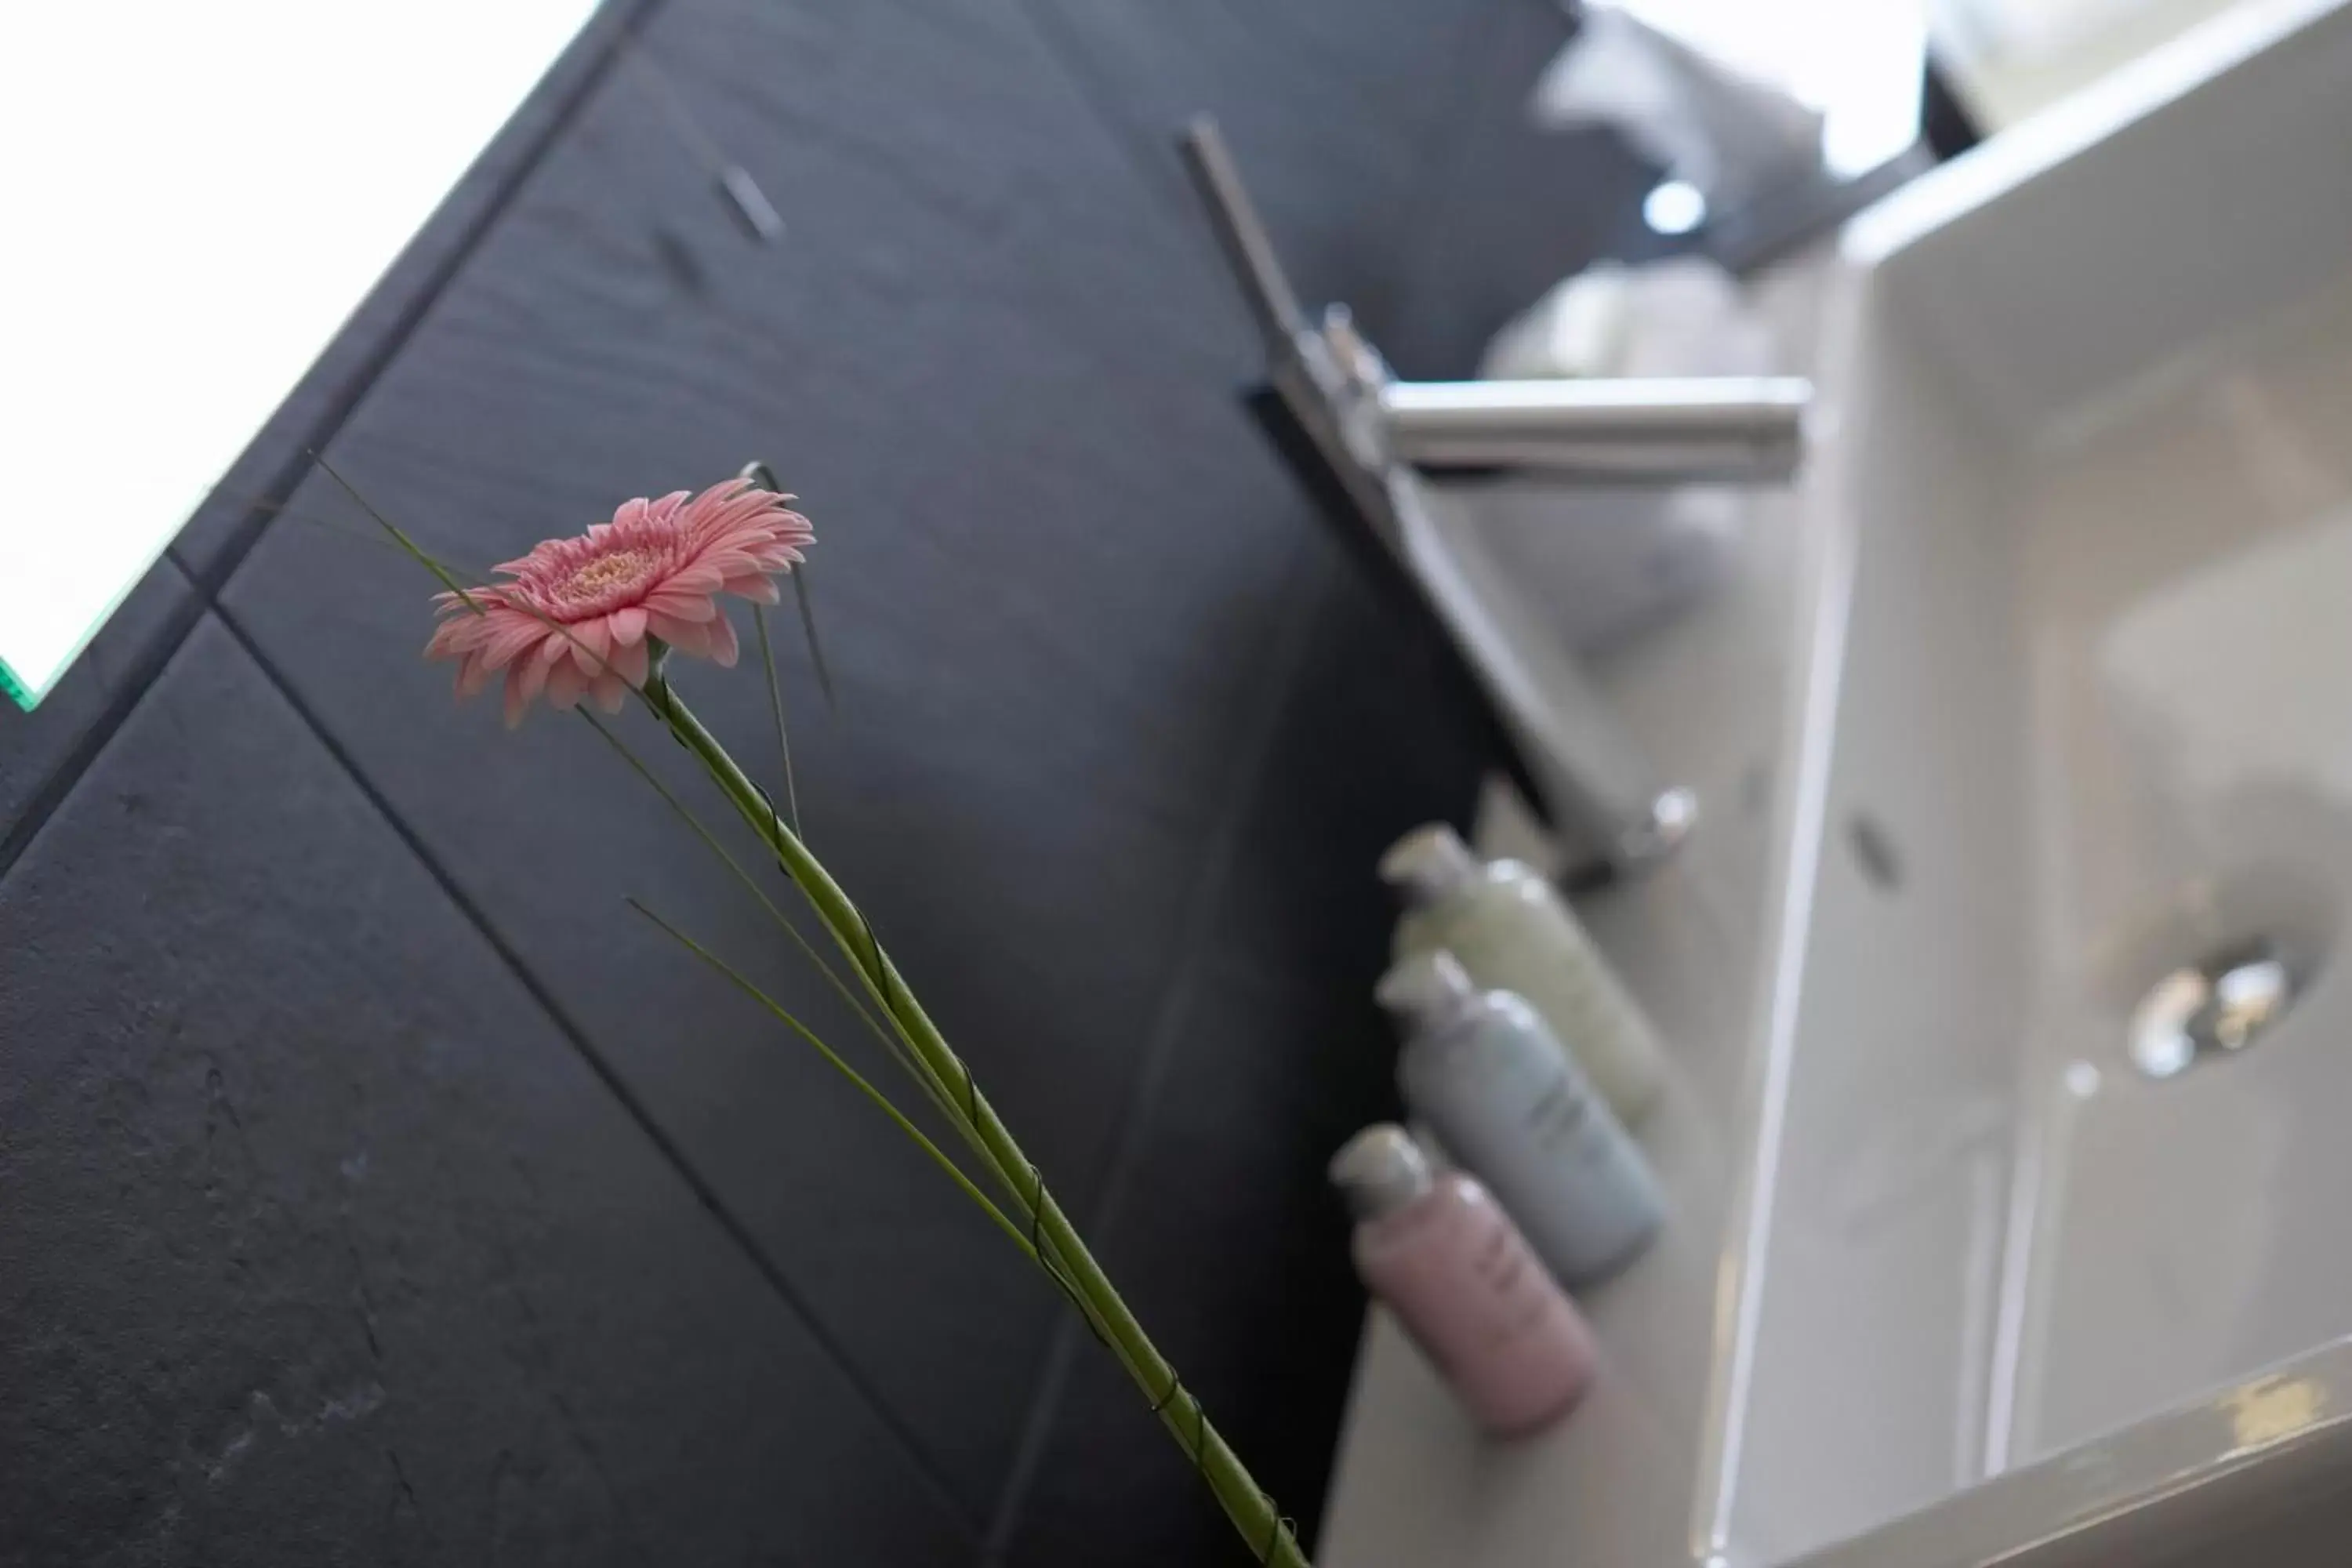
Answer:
[1376, 372, 1808, 483]
[1178, 116, 1810, 875]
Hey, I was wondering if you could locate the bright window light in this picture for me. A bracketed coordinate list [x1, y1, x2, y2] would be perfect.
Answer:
[0, 2, 593, 709]
[1606, 0, 1929, 178]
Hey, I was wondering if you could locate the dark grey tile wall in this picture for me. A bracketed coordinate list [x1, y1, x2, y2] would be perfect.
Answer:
[0, 0, 1648, 1561]
[1016, 0, 1658, 379]
[0, 619, 967, 1566]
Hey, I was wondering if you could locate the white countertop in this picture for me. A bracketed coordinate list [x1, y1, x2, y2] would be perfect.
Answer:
[1316, 256, 1838, 1568]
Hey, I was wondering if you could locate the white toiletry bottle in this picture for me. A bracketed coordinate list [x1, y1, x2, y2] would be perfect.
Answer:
[1382, 822, 1665, 1125]
[1378, 949, 1664, 1287]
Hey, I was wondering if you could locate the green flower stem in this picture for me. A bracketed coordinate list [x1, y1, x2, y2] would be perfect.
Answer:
[646, 674, 1307, 1568]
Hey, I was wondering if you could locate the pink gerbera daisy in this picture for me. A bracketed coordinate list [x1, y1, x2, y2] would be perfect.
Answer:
[426, 479, 813, 727]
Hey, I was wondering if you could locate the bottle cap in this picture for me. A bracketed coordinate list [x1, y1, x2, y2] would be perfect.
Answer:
[1377, 822, 1483, 905]
[1375, 949, 1480, 1031]
[1330, 1123, 1436, 1219]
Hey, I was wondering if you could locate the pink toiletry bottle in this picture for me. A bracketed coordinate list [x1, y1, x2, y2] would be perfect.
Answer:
[1330, 1123, 1597, 1437]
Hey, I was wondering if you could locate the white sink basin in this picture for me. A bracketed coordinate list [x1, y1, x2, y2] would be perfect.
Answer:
[1722, 0, 2352, 1557]
[1317, 6, 2352, 1563]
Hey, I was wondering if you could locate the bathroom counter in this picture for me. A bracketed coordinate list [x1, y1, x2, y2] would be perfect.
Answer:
[1316, 249, 1839, 1568]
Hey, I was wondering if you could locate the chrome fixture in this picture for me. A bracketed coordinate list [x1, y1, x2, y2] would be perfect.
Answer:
[2128, 944, 2296, 1080]
[1178, 116, 1811, 874]
[1377, 375, 1808, 483]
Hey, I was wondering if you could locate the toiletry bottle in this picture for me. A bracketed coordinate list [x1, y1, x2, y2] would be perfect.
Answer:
[1379, 949, 1664, 1286]
[1331, 1123, 1596, 1436]
[1382, 822, 1666, 1125]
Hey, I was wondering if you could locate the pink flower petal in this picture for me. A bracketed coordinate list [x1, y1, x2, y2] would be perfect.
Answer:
[457, 650, 493, 699]
[689, 480, 747, 513]
[649, 614, 712, 657]
[456, 650, 482, 691]
[707, 500, 772, 535]
[477, 616, 550, 673]
[642, 589, 718, 623]
[429, 615, 495, 657]
[723, 574, 782, 604]
[503, 666, 532, 729]
[546, 658, 590, 711]
[567, 616, 612, 673]
[423, 475, 818, 708]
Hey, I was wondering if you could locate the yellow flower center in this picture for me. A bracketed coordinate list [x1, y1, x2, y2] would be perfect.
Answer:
[566, 549, 653, 597]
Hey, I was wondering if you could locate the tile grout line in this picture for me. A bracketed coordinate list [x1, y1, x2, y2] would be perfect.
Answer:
[202, 593, 982, 1541]
[978, 552, 1338, 1565]
[0, 586, 209, 882]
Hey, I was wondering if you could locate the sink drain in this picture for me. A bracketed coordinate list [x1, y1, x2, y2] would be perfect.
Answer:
[2128, 945, 2295, 1080]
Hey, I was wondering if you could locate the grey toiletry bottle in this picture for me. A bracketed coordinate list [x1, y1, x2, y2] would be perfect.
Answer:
[1377, 949, 1664, 1287]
